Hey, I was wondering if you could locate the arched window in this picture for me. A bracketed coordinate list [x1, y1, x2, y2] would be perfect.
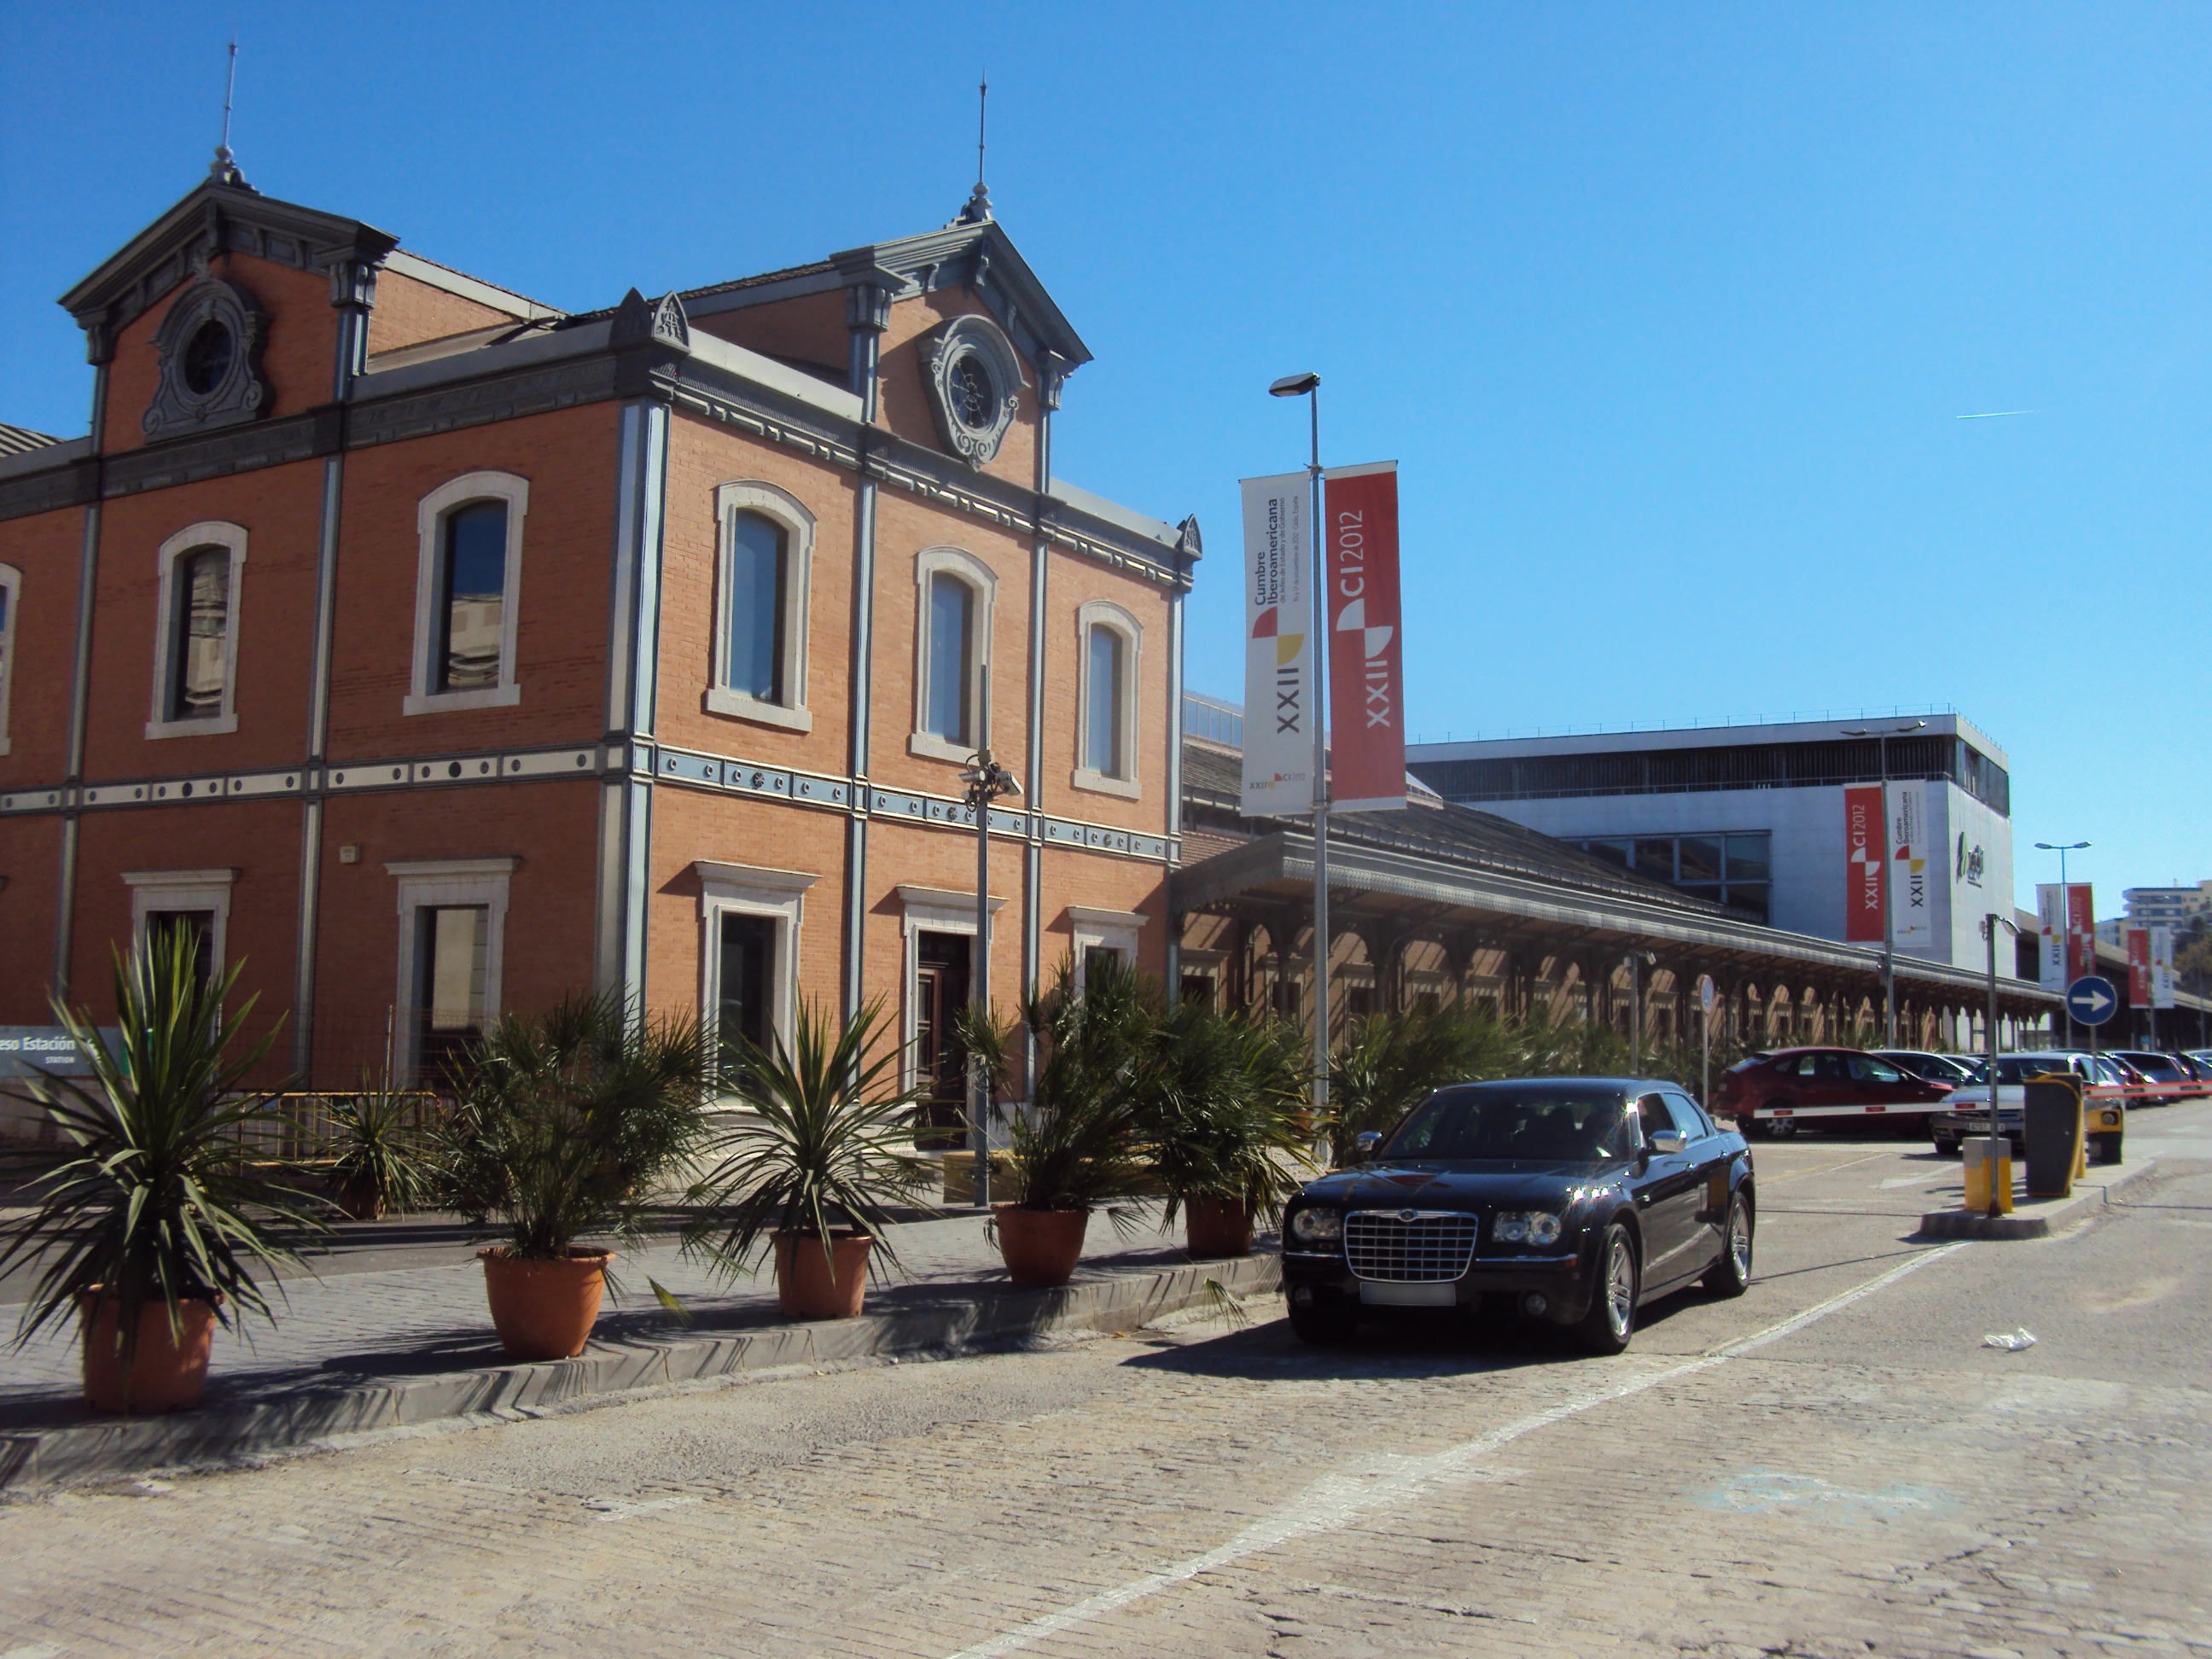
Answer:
[910, 548, 997, 765]
[708, 482, 814, 731]
[147, 521, 247, 739]
[1073, 600, 1142, 799]
[928, 573, 974, 745]
[407, 472, 528, 715]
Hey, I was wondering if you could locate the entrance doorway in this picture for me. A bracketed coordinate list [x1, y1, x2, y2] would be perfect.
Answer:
[914, 931, 972, 1150]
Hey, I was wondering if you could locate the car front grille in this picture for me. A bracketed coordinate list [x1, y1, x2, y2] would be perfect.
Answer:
[1344, 1210, 1480, 1282]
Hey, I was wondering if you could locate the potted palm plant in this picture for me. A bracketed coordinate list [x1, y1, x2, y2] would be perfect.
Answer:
[974, 957, 1155, 1287]
[1144, 1004, 1315, 1258]
[435, 992, 711, 1361]
[684, 998, 935, 1320]
[0, 931, 324, 1413]
[1326, 1002, 1516, 1165]
[319, 1068, 433, 1221]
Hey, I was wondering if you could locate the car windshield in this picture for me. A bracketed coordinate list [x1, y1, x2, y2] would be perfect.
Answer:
[1383, 1085, 1639, 1162]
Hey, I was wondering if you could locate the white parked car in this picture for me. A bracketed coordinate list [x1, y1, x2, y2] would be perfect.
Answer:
[1934, 1051, 2127, 1164]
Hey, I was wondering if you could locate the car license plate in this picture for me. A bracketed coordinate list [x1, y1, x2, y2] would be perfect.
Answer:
[1359, 1281, 1458, 1307]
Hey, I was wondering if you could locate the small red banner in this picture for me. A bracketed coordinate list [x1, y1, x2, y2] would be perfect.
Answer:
[1844, 784, 1884, 942]
[1323, 463, 1406, 812]
[2067, 883, 2097, 983]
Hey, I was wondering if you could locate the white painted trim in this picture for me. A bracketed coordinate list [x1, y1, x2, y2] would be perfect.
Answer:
[695, 859, 818, 1056]
[0, 562, 17, 758]
[124, 866, 238, 975]
[897, 883, 1010, 1094]
[405, 472, 528, 718]
[708, 481, 814, 731]
[1067, 903, 1145, 993]
[1072, 600, 1142, 798]
[387, 856, 515, 1080]
[910, 545, 998, 764]
[145, 522, 247, 740]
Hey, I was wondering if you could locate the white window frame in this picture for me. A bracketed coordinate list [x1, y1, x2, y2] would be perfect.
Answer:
[895, 883, 1009, 1095]
[706, 482, 815, 733]
[405, 472, 528, 717]
[123, 867, 238, 972]
[1072, 599, 1142, 800]
[146, 522, 247, 739]
[1067, 904, 1148, 994]
[386, 857, 516, 1080]
[696, 859, 818, 1062]
[909, 546, 997, 765]
[0, 562, 18, 758]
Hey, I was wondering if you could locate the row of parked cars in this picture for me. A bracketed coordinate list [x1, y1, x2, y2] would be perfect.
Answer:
[1709, 1042, 2212, 1157]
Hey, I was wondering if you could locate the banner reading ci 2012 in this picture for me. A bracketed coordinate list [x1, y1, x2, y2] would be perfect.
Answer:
[1322, 461, 1406, 812]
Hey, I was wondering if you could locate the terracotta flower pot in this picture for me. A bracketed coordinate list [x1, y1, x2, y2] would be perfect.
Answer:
[773, 1231, 875, 1320]
[479, 1248, 612, 1360]
[1185, 1196, 1254, 1259]
[993, 1205, 1088, 1287]
[79, 1290, 224, 1414]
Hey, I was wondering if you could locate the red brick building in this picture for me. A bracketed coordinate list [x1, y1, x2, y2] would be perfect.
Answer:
[0, 160, 1196, 1117]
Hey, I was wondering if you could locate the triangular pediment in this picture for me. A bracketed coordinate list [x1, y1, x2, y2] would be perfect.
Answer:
[58, 172, 397, 362]
[830, 215, 1092, 375]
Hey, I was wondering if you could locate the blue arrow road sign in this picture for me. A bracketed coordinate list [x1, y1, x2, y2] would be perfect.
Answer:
[2067, 975, 2119, 1027]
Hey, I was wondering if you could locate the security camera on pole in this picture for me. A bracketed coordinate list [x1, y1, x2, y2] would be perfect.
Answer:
[1243, 381, 1407, 1134]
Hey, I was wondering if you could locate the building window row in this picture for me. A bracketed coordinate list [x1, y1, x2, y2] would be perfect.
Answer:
[1574, 831, 1772, 924]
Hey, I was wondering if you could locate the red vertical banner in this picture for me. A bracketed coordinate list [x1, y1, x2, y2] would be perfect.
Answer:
[1322, 462, 1406, 812]
[2128, 928, 2151, 1008]
[1844, 784, 1885, 941]
[2066, 884, 2097, 982]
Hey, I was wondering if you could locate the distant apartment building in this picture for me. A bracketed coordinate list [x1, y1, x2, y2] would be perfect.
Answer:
[2123, 883, 2212, 930]
[1405, 713, 2015, 975]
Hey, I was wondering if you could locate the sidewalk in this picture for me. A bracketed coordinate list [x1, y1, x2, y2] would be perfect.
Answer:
[0, 1210, 1282, 1490]
[1913, 1154, 2157, 1239]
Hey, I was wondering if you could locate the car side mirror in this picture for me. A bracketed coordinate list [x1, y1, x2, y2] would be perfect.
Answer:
[1353, 1131, 1382, 1159]
[1647, 1129, 1687, 1155]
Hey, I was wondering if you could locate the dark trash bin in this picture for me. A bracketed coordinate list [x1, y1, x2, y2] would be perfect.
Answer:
[2023, 1074, 2083, 1198]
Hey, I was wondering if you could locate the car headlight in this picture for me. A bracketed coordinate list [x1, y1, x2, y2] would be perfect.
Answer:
[1493, 1210, 1562, 1247]
[1289, 1207, 1342, 1243]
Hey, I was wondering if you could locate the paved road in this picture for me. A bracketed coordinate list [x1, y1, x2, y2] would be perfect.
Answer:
[3, 1105, 2208, 1658]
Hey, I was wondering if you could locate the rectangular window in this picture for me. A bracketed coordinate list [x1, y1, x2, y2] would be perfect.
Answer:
[169, 548, 230, 720]
[417, 905, 488, 1078]
[436, 503, 508, 693]
[724, 511, 787, 702]
[1086, 624, 1124, 777]
[1677, 836, 1723, 884]
[1633, 839, 1676, 882]
[144, 909, 216, 995]
[927, 573, 973, 745]
[717, 912, 774, 1056]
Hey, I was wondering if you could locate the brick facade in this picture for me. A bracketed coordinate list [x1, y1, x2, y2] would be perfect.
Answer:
[0, 169, 1196, 1113]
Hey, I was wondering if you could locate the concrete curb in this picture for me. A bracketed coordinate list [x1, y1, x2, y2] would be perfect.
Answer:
[1914, 1155, 2161, 1241]
[0, 1252, 1281, 1493]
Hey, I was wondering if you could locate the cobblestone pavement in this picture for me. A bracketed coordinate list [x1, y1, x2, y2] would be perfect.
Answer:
[3, 1111, 2208, 1658]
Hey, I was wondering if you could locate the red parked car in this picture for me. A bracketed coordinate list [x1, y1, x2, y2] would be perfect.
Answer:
[1712, 1046, 1953, 1138]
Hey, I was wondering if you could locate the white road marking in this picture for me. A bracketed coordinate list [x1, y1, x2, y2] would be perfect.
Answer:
[941, 1242, 1972, 1659]
[583, 1494, 702, 1522]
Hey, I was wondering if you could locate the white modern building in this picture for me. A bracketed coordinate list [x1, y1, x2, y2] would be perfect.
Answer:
[2123, 883, 2212, 929]
[1406, 713, 2016, 975]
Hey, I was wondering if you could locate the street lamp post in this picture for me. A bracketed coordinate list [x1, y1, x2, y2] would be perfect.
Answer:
[2034, 841, 2090, 1050]
[1842, 720, 1924, 1046]
[1269, 371, 1330, 1125]
[958, 663, 1022, 1211]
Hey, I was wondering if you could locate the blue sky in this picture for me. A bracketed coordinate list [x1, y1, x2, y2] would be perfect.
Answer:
[3, 3, 2206, 914]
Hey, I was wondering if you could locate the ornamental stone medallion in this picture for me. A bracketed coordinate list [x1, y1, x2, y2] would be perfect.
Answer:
[923, 313, 1023, 468]
[143, 277, 271, 442]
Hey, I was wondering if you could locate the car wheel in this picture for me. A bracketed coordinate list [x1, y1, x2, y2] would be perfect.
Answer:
[1287, 1293, 1359, 1346]
[1761, 1109, 1800, 1140]
[1703, 1192, 1754, 1298]
[1932, 1135, 1959, 1156]
[1573, 1223, 1639, 1354]
[2094, 1132, 2124, 1167]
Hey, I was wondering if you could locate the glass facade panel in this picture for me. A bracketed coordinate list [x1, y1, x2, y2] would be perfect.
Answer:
[725, 511, 786, 701]
[436, 503, 507, 692]
[926, 573, 973, 744]
[1634, 839, 1676, 881]
[1086, 624, 1123, 776]
[1725, 834, 1771, 882]
[170, 547, 230, 719]
[1677, 836, 1723, 883]
[1585, 840, 1630, 869]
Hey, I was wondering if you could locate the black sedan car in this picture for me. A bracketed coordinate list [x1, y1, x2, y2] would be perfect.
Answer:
[1281, 1078, 1755, 1354]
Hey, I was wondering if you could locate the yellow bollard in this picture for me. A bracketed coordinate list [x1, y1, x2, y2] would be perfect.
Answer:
[1963, 1138, 2013, 1214]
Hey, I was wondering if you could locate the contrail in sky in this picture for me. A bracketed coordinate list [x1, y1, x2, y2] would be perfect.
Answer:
[1955, 409, 2040, 419]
